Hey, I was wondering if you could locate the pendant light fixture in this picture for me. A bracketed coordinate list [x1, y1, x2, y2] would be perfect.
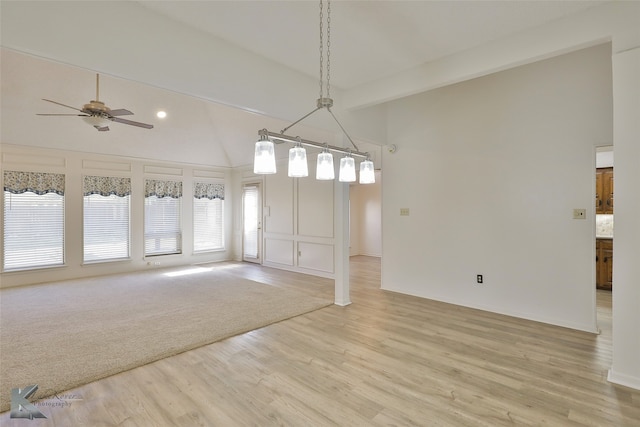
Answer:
[359, 157, 375, 184]
[253, 130, 276, 174]
[316, 146, 335, 180]
[253, 0, 375, 184]
[339, 153, 356, 183]
[288, 138, 308, 177]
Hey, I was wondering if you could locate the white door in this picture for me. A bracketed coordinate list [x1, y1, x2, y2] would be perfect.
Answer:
[242, 183, 262, 263]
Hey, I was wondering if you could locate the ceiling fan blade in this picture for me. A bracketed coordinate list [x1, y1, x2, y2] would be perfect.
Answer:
[110, 117, 154, 129]
[37, 113, 89, 116]
[94, 125, 110, 132]
[42, 98, 84, 112]
[108, 109, 133, 117]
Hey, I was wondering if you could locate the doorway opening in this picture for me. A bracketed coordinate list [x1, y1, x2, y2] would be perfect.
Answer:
[348, 170, 382, 259]
[595, 146, 613, 336]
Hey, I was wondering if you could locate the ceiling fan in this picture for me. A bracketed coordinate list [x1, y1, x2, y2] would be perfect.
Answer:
[37, 73, 154, 131]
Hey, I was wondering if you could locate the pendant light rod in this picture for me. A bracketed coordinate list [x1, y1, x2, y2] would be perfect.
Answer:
[260, 129, 369, 159]
[280, 106, 322, 135]
[327, 107, 359, 152]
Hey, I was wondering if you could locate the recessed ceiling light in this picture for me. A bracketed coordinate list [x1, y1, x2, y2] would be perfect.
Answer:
[156, 110, 167, 119]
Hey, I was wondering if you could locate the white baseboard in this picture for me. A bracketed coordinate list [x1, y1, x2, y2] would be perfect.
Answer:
[608, 369, 640, 391]
[334, 300, 352, 307]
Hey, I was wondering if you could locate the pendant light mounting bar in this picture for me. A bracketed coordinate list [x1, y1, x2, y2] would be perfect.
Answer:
[259, 129, 369, 159]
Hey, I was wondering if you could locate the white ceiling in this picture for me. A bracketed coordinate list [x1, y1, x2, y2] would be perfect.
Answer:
[138, 1, 606, 90]
[0, 0, 622, 168]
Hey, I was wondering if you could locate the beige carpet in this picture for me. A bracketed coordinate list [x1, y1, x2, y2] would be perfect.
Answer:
[0, 265, 332, 412]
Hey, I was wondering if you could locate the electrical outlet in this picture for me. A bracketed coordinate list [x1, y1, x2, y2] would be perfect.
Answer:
[573, 208, 586, 219]
[477, 274, 483, 284]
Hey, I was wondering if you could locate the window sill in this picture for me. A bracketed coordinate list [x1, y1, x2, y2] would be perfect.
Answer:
[193, 248, 226, 255]
[2, 264, 67, 274]
[82, 258, 132, 267]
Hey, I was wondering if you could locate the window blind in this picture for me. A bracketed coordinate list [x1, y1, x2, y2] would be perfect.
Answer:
[3, 171, 65, 271]
[144, 179, 182, 256]
[3, 191, 65, 270]
[83, 175, 131, 263]
[84, 194, 130, 262]
[193, 196, 224, 252]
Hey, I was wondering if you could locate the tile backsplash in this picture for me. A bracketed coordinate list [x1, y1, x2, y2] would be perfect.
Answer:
[596, 214, 614, 238]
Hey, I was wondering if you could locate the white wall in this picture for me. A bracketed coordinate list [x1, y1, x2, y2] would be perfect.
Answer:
[0, 144, 232, 288]
[261, 158, 337, 274]
[382, 44, 612, 332]
[609, 46, 640, 390]
[260, 154, 338, 278]
[263, 154, 336, 278]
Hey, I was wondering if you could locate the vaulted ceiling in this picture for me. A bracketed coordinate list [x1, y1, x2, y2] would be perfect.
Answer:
[138, 1, 605, 91]
[0, 1, 619, 168]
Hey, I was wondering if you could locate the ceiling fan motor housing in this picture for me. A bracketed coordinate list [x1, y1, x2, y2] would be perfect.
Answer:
[83, 100, 110, 114]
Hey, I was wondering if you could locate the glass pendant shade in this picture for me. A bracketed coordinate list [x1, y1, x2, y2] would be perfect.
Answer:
[253, 138, 276, 174]
[339, 156, 356, 182]
[359, 160, 375, 184]
[288, 145, 308, 177]
[316, 151, 335, 180]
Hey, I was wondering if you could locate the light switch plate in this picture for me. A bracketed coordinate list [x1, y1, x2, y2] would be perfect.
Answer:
[400, 208, 410, 216]
[573, 208, 586, 219]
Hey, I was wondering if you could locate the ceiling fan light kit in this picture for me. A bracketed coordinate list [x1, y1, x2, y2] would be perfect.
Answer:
[81, 114, 110, 131]
[253, 0, 375, 184]
[37, 74, 154, 132]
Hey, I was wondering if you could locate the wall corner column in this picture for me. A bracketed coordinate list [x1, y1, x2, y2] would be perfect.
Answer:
[334, 180, 352, 306]
[609, 44, 640, 391]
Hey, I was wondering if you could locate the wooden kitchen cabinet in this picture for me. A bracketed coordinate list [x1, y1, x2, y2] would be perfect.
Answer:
[596, 238, 613, 290]
[596, 168, 614, 214]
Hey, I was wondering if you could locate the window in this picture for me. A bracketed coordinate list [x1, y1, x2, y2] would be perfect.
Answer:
[193, 182, 225, 252]
[83, 176, 131, 262]
[144, 179, 182, 256]
[3, 171, 65, 271]
[242, 184, 260, 260]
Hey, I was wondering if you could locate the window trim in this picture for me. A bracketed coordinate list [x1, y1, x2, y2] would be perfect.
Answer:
[192, 181, 225, 254]
[2, 171, 66, 272]
[82, 175, 132, 264]
[143, 179, 183, 257]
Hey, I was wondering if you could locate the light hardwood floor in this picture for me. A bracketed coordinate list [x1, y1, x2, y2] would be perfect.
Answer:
[1, 256, 638, 426]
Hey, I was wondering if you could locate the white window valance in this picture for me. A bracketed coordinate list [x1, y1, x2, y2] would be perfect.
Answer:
[84, 176, 131, 197]
[3, 171, 65, 195]
[145, 179, 182, 199]
[193, 182, 224, 200]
